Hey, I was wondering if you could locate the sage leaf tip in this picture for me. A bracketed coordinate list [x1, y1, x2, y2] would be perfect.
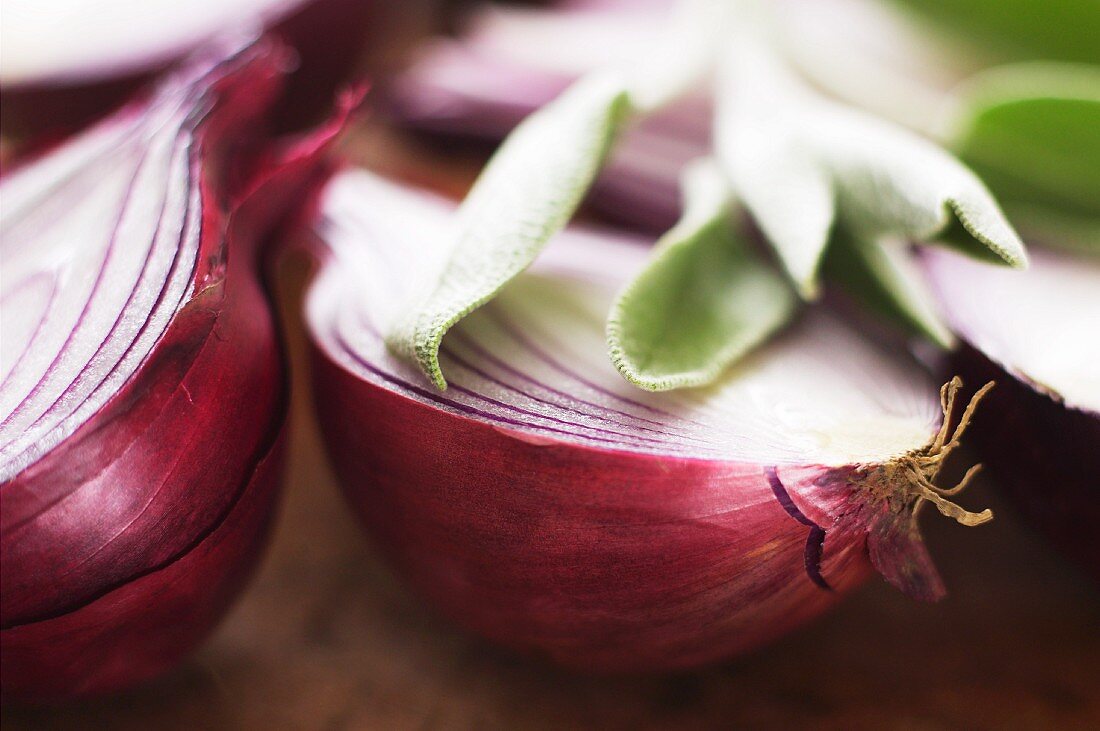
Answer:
[416, 328, 450, 392]
[605, 159, 797, 394]
[608, 355, 671, 393]
[794, 274, 823, 302]
[385, 318, 450, 391]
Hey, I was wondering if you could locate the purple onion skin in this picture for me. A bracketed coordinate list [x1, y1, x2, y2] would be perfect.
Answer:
[310, 342, 876, 672]
[0, 42, 351, 703]
[948, 345, 1100, 577]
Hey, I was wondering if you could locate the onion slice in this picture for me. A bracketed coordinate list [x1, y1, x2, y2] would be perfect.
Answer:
[0, 0, 377, 139]
[0, 36, 349, 700]
[924, 248, 1100, 575]
[304, 170, 993, 671]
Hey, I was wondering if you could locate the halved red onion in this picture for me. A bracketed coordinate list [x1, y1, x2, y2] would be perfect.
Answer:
[303, 169, 992, 671]
[924, 248, 1100, 576]
[0, 36, 347, 701]
[0, 0, 376, 138]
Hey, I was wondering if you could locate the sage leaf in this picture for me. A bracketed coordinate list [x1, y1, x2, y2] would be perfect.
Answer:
[888, 0, 1100, 65]
[716, 37, 1027, 299]
[950, 63, 1100, 251]
[386, 72, 632, 389]
[714, 36, 835, 298]
[607, 159, 796, 391]
[995, 205, 1100, 256]
[823, 229, 954, 348]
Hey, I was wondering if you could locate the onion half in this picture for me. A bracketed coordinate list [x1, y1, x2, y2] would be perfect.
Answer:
[0, 0, 376, 138]
[924, 248, 1100, 576]
[304, 170, 992, 671]
[0, 37, 348, 701]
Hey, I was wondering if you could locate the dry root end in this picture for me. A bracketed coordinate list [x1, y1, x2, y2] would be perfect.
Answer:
[876, 377, 996, 527]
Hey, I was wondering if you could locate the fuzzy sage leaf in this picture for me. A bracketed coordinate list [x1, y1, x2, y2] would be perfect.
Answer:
[887, 0, 1100, 65]
[607, 159, 796, 391]
[716, 35, 1028, 299]
[823, 229, 954, 348]
[386, 73, 632, 389]
[950, 63, 1100, 252]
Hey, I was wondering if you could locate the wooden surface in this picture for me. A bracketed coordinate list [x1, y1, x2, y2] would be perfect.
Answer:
[4, 222, 1099, 730]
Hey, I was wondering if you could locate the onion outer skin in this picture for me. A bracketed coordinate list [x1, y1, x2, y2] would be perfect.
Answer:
[0, 247, 286, 702]
[1, 440, 286, 701]
[0, 39, 351, 702]
[947, 345, 1100, 577]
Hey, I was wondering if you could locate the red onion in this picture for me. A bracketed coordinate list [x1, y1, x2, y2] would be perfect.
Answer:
[0, 0, 377, 138]
[924, 248, 1100, 577]
[0, 36, 348, 701]
[304, 170, 993, 671]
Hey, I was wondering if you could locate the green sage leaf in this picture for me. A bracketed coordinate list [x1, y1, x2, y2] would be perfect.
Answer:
[823, 229, 954, 348]
[606, 159, 797, 391]
[716, 37, 1028, 299]
[386, 73, 632, 389]
[888, 0, 1100, 65]
[997, 204, 1100, 255]
[950, 63, 1100, 251]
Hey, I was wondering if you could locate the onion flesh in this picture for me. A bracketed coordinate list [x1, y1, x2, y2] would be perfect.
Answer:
[304, 170, 993, 671]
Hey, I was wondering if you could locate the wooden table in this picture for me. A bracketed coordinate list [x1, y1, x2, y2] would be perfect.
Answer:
[4, 123, 1099, 731]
